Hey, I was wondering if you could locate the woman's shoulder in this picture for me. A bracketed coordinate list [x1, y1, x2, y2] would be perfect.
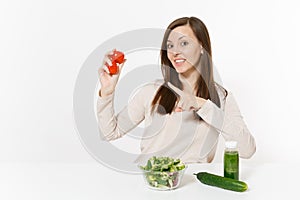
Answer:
[129, 79, 163, 98]
[214, 83, 239, 107]
[137, 79, 164, 91]
[215, 82, 228, 99]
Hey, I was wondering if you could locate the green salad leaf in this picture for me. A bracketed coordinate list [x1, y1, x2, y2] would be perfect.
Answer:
[139, 156, 186, 189]
[140, 156, 185, 172]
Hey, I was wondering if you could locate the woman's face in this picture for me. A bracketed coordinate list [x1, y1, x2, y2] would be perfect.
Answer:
[166, 25, 202, 75]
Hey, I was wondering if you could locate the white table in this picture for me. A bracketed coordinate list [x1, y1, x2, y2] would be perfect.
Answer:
[0, 162, 297, 200]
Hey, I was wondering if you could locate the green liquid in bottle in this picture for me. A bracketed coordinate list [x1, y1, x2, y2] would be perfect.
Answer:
[224, 151, 239, 180]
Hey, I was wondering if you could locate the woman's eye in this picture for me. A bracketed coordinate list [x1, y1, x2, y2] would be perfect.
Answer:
[181, 41, 189, 46]
[167, 43, 173, 49]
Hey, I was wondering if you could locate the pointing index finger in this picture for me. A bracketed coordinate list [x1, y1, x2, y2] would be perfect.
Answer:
[167, 82, 184, 97]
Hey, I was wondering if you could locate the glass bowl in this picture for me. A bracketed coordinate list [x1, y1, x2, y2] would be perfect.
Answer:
[140, 166, 187, 190]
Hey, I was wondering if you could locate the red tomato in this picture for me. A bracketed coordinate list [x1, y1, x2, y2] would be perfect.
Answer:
[105, 50, 125, 75]
[111, 50, 125, 64]
[105, 61, 119, 74]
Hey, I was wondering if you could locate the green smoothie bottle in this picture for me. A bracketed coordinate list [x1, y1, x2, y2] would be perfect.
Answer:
[224, 141, 239, 180]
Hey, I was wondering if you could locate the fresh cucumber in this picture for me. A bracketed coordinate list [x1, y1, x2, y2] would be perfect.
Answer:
[194, 172, 248, 192]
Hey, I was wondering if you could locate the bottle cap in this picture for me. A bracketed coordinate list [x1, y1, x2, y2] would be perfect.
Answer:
[225, 141, 237, 149]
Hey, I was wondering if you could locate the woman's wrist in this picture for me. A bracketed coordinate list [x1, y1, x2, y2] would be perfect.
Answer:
[99, 88, 114, 97]
[196, 97, 207, 110]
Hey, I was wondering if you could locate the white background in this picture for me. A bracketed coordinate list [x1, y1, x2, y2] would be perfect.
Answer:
[1, 0, 300, 168]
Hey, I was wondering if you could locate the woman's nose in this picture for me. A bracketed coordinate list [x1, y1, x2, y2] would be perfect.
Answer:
[171, 47, 181, 56]
[173, 52, 181, 57]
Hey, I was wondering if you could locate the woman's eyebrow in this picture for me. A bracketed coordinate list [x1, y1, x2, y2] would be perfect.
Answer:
[178, 36, 186, 40]
[167, 35, 187, 42]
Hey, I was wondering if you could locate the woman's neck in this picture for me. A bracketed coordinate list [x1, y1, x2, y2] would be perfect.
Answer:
[179, 68, 199, 94]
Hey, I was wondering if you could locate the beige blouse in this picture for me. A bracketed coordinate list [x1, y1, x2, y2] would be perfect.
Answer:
[97, 80, 256, 164]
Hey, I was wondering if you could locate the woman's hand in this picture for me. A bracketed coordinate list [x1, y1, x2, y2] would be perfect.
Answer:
[167, 82, 207, 111]
[98, 49, 126, 97]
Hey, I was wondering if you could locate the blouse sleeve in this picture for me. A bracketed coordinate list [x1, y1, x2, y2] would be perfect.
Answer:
[196, 92, 256, 158]
[97, 84, 152, 141]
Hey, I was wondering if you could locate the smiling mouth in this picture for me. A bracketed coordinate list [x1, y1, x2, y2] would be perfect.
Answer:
[174, 59, 186, 67]
[174, 59, 185, 63]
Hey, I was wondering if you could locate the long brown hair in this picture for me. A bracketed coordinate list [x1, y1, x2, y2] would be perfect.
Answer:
[152, 17, 227, 115]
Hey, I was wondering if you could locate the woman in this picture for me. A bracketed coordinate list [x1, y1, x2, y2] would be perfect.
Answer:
[97, 17, 256, 163]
